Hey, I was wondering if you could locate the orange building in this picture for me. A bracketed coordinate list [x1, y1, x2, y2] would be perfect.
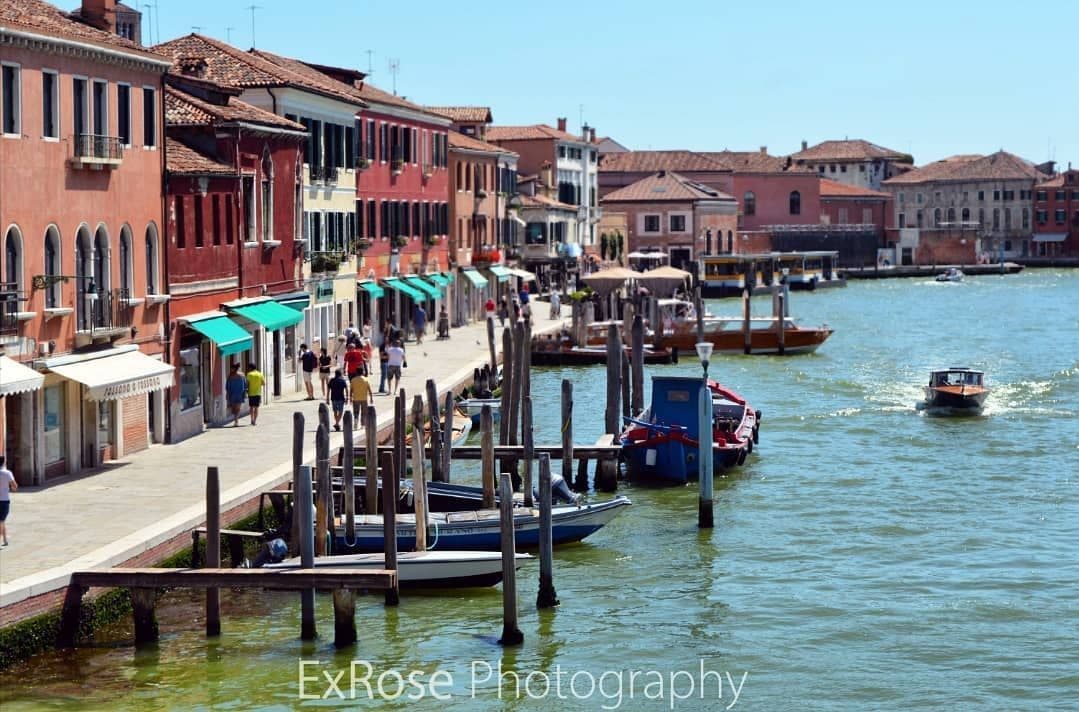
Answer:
[1, 0, 172, 483]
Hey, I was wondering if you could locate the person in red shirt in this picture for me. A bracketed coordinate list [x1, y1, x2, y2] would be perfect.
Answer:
[485, 297, 496, 321]
[343, 342, 365, 379]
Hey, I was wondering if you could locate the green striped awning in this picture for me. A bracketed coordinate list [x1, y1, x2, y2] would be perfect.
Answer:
[274, 291, 310, 312]
[226, 300, 304, 331]
[462, 269, 488, 287]
[488, 265, 513, 282]
[406, 276, 442, 299]
[441, 271, 455, 283]
[358, 280, 385, 299]
[186, 314, 253, 357]
[383, 278, 423, 300]
[427, 273, 451, 288]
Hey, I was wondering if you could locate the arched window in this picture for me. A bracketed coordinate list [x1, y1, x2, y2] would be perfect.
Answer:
[727, 230, 733, 252]
[743, 191, 756, 216]
[75, 225, 93, 331]
[93, 225, 110, 294]
[961, 208, 970, 222]
[978, 208, 985, 226]
[119, 225, 133, 296]
[934, 208, 941, 226]
[260, 146, 274, 242]
[789, 191, 801, 215]
[946, 207, 956, 223]
[1021, 208, 1030, 230]
[4, 226, 23, 316]
[145, 223, 160, 294]
[44, 226, 61, 308]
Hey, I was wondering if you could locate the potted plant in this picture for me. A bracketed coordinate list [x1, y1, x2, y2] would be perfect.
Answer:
[356, 156, 370, 170]
[475, 188, 488, 199]
[310, 253, 340, 274]
[422, 163, 433, 178]
[424, 234, 441, 247]
[391, 235, 409, 249]
[353, 238, 374, 253]
[391, 158, 404, 175]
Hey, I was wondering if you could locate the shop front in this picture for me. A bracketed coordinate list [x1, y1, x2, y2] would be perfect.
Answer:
[382, 278, 423, 339]
[1, 355, 45, 485]
[357, 281, 385, 344]
[458, 267, 490, 323]
[223, 298, 305, 400]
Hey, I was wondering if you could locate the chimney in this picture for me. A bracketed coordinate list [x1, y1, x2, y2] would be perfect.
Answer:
[81, 0, 118, 35]
[540, 161, 553, 190]
[590, 127, 597, 144]
[801, 140, 808, 151]
[581, 122, 590, 142]
[557, 117, 567, 132]
[759, 146, 767, 155]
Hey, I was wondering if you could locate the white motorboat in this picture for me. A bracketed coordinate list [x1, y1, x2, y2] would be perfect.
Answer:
[264, 550, 533, 588]
[935, 268, 964, 283]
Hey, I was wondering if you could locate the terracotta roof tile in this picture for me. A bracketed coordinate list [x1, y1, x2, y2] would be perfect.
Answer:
[165, 85, 304, 131]
[487, 124, 585, 143]
[818, 178, 891, 199]
[883, 151, 1047, 185]
[448, 131, 517, 156]
[165, 137, 236, 176]
[700, 150, 808, 174]
[1, 0, 165, 58]
[601, 172, 736, 203]
[599, 150, 730, 173]
[792, 139, 906, 162]
[425, 106, 492, 123]
[1034, 172, 1079, 188]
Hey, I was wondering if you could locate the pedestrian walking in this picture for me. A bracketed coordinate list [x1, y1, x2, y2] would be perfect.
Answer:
[245, 363, 264, 426]
[299, 344, 317, 400]
[318, 347, 332, 401]
[343, 342, 365, 379]
[485, 297, 496, 321]
[385, 339, 406, 394]
[522, 300, 533, 327]
[349, 370, 375, 422]
[360, 337, 373, 376]
[498, 297, 509, 326]
[549, 290, 561, 319]
[413, 303, 427, 344]
[225, 363, 247, 427]
[437, 304, 450, 339]
[328, 369, 349, 431]
[0, 456, 17, 546]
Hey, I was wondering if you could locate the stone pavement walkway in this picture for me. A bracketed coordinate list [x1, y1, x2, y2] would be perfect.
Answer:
[0, 303, 568, 607]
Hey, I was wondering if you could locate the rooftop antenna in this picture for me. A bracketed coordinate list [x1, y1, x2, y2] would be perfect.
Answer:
[191, 25, 203, 33]
[154, 0, 160, 47]
[247, 5, 261, 48]
[388, 58, 400, 95]
[225, 26, 234, 44]
[364, 50, 375, 76]
[578, 103, 584, 132]
[140, 3, 155, 44]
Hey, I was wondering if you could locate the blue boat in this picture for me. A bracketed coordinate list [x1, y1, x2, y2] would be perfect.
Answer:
[620, 376, 760, 484]
[332, 497, 631, 552]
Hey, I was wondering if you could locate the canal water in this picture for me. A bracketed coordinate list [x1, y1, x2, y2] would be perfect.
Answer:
[3, 270, 1077, 711]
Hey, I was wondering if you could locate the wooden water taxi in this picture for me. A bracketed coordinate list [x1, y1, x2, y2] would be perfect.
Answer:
[922, 367, 989, 415]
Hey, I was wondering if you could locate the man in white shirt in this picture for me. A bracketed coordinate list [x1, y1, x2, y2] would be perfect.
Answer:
[385, 340, 406, 394]
[0, 456, 17, 546]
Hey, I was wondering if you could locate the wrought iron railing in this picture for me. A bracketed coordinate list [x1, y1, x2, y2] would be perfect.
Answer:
[79, 288, 134, 332]
[75, 134, 124, 161]
[309, 165, 340, 184]
[0, 287, 19, 337]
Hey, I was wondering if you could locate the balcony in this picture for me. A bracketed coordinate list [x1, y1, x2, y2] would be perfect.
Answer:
[71, 134, 124, 170]
[309, 165, 339, 185]
[1, 298, 18, 343]
[75, 288, 135, 346]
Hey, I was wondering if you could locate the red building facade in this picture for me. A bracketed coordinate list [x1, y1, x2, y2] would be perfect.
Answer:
[818, 179, 893, 234]
[1033, 169, 1079, 257]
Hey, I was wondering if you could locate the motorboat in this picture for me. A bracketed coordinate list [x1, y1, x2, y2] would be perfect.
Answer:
[457, 397, 501, 426]
[405, 407, 473, 448]
[264, 550, 532, 589]
[620, 375, 760, 484]
[935, 268, 964, 282]
[922, 367, 989, 415]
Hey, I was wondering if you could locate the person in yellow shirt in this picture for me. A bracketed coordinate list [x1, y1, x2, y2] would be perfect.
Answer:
[349, 371, 374, 424]
[245, 363, 265, 426]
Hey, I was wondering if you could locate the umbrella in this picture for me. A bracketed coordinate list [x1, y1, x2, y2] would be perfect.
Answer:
[637, 265, 692, 295]
[627, 251, 668, 261]
[581, 266, 644, 295]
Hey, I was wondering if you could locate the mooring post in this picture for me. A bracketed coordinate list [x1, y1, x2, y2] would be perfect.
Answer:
[742, 288, 752, 355]
[536, 453, 559, 609]
[562, 379, 580, 491]
[498, 473, 524, 646]
[332, 589, 357, 648]
[365, 406, 378, 514]
[604, 323, 622, 436]
[694, 286, 706, 347]
[783, 279, 791, 318]
[380, 452, 400, 606]
[411, 395, 429, 552]
[297, 464, 316, 639]
[481, 405, 495, 509]
[290, 412, 305, 554]
[621, 351, 631, 420]
[509, 321, 526, 490]
[394, 391, 406, 497]
[342, 410, 356, 546]
[499, 327, 514, 480]
[631, 314, 645, 415]
[776, 292, 786, 355]
[442, 391, 454, 483]
[487, 316, 497, 375]
[318, 401, 331, 439]
[315, 423, 330, 556]
[425, 379, 443, 482]
[522, 396, 534, 508]
[57, 584, 87, 648]
[205, 465, 221, 637]
[130, 588, 159, 645]
[698, 381, 714, 529]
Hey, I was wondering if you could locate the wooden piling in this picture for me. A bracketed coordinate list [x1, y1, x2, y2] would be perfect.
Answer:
[631, 313, 645, 415]
[776, 292, 786, 355]
[562, 379, 580, 491]
[57, 584, 87, 648]
[296, 464, 316, 639]
[498, 473, 524, 646]
[604, 324, 622, 435]
[130, 588, 159, 645]
[536, 453, 559, 609]
[481, 405, 495, 509]
[364, 406, 378, 514]
[442, 391, 454, 483]
[499, 327, 515, 479]
[315, 423, 330, 556]
[411, 395, 428, 552]
[698, 382, 714, 529]
[742, 288, 752, 355]
[694, 286, 706, 347]
[380, 451, 400, 606]
[342, 411, 356, 545]
[620, 351, 631, 420]
[425, 379, 443, 482]
[332, 589, 357, 648]
[290, 412, 305, 554]
[522, 396, 534, 508]
[509, 321, 527, 489]
[394, 391, 406, 491]
[205, 466, 221, 637]
[487, 316, 497, 374]
[318, 401, 331, 439]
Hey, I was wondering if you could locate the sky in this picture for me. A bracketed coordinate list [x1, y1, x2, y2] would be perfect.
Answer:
[104, 0, 1078, 168]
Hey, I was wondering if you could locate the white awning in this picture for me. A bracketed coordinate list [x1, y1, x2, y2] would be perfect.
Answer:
[512, 214, 527, 227]
[509, 268, 537, 281]
[1032, 233, 1067, 243]
[0, 356, 45, 397]
[48, 349, 174, 401]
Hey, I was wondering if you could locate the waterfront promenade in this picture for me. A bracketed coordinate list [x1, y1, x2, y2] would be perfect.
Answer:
[0, 305, 567, 616]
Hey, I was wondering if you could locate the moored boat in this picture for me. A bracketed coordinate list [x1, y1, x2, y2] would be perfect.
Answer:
[405, 407, 473, 447]
[620, 375, 760, 483]
[935, 268, 965, 283]
[922, 367, 989, 415]
[457, 397, 501, 426]
[264, 550, 532, 589]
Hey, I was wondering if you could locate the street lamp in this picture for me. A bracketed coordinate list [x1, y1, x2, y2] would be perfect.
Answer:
[695, 341, 713, 380]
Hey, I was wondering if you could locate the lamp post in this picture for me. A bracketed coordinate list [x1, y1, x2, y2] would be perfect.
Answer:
[695, 341, 713, 380]
[695, 341, 714, 528]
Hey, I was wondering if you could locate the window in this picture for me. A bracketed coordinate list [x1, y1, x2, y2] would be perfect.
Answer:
[898, 192, 905, 204]
[1002, 190, 1014, 201]
[978, 208, 985, 226]
[118, 226, 132, 295]
[145, 224, 159, 294]
[643, 215, 660, 233]
[558, 146, 566, 158]
[412, 127, 419, 164]
[1036, 190, 1047, 202]
[42, 71, 59, 138]
[345, 123, 354, 167]
[4, 227, 22, 308]
[898, 214, 906, 228]
[174, 196, 185, 248]
[993, 190, 1000, 201]
[743, 191, 756, 216]
[43, 384, 64, 465]
[142, 87, 156, 147]
[44, 226, 61, 308]
[367, 200, 377, 239]
[916, 210, 923, 228]
[212, 194, 221, 245]
[840, 165, 847, 173]
[91, 79, 107, 135]
[1056, 209, 1067, 224]
[1, 63, 20, 135]
[193, 195, 204, 247]
[818, 166, 825, 173]
[1022, 208, 1029, 229]
[1036, 209, 1048, 224]
[789, 191, 801, 215]
[379, 122, 388, 162]
[93, 226, 110, 299]
[117, 84, 130, 145]
[1055, 190, 1066, 201]
[946, 207, 955, 222]
[669, 214, 686, 232]
[73, 78, 88, 135]
[916, 193, 924, 204]
[862, 207, 873, 224]
[837, 207, 848, 224]
[934, 191, 942, 202]
[961, 208, 970, 222]
[225, 196, 235, 245]
[366, 118, 375, 160]
[977, 190, 984, 202]
[992, 208, 1000, 229]
[859, 164, 866, 172]
[178, 347, 202, 412]
[933, 208, 941, 226]
[242, 175, 255, 243]
[261, 148, 274, 242]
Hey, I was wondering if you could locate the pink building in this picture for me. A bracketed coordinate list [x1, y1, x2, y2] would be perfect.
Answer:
[1, 0, 172, 483]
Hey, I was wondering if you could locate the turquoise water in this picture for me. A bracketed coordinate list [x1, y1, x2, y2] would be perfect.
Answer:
[3, 270, 1078, 711]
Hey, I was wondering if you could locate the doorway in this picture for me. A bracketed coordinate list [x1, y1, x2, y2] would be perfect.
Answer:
[669, 247, 693, 271]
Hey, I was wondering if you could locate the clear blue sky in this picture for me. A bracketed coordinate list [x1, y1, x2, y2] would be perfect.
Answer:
[107, 0, 1078, 168]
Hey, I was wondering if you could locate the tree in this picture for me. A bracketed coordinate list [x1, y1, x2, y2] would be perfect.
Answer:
[600, 232, 609, 260]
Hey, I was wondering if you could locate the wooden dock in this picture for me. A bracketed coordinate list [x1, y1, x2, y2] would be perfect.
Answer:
[364, 443, 621, 461]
